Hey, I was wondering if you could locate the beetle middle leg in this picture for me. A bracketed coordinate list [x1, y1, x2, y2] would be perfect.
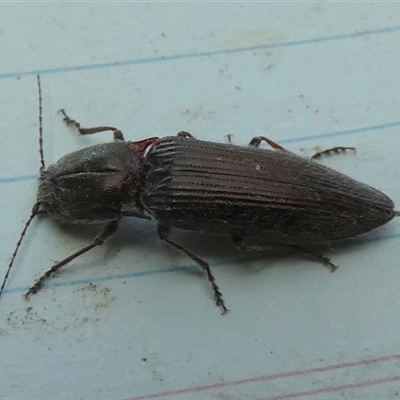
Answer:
[59, 109, 125, 142]
[25, 220, 120, 298]
[233, 237, 338, 272]
[157, 224, 228, 314]
[249, 136, 292, 153]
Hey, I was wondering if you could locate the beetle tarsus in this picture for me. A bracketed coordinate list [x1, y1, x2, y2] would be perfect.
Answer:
[311, 146, 356, 159]
[59, 108, 83, 131]
[59, 109, 125, 141]
[291, 245, 338, 272]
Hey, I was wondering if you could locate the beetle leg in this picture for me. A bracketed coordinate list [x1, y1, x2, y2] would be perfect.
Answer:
[311, 147, 356, 159]
[25, 220, 120, 298]
[233, 237, 338, 272]
[59, 109, 125, 142]
[290, 245, 338, 272]
[249, 136, 291, 153]
[224, 134, 234, 143]
[157, 224, 229, 314]
[177, 131, 195, 139]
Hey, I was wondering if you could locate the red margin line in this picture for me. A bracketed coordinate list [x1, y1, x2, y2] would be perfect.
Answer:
[260, 375, 400, 400]
[125, 353, 400, 400]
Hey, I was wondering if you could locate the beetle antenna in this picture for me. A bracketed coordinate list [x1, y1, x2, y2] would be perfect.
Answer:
[37, 75, 45, 170]
[0, 203, 40, 300]
[1, 77, 44, 302]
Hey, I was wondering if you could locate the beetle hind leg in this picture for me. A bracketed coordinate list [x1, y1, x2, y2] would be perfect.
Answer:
[158, 224, 228, 314]
[249, 136, 355, 162]
[311, 146, 356, 159]
[290, 245, 338, 272]
[233, 237, 338, 272]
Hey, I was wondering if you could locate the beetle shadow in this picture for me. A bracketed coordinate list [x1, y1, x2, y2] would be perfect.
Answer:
[45, 220, 241, 279]
[59, 217, 155, 240]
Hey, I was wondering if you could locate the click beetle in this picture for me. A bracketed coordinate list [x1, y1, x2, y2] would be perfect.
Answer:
[1, 76, 398, 313]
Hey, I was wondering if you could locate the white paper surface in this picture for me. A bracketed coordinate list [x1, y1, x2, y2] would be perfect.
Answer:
[1, 3, 400, 399]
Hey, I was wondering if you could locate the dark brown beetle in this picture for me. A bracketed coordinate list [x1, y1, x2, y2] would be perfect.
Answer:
[1, 76, 398, 313]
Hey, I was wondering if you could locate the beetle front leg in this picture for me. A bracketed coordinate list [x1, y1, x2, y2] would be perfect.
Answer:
[59, 109, 125, 142]
[25, 220, 120, 298]
[157, 224, 228, 314]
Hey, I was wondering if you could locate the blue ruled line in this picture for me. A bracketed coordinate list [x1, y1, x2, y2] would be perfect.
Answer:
[0, 24, 399, 80]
